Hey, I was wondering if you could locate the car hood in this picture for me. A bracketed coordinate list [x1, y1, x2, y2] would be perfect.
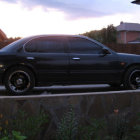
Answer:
[117, 52, 139, 57]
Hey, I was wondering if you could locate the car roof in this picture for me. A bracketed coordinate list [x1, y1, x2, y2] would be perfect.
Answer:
[1, 34, 115, 54]
[25, 34, 89, 40]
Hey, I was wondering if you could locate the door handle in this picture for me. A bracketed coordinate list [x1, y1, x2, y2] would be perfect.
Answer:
[26, 57, 35, 60]
[72, 57, 80, 60]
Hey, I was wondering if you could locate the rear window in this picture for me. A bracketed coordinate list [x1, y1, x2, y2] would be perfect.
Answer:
[25, 37, 66, 53]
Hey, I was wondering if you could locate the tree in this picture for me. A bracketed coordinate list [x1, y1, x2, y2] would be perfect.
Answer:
[82, 24, 117, 44]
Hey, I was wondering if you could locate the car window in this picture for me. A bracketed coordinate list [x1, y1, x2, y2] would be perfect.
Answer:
[24, 37, 66, 53]
[68, 37, 102, 54]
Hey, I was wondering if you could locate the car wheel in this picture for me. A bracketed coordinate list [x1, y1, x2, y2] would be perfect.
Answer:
[123, 66, 140, 90]
[4, 67, 35, 95]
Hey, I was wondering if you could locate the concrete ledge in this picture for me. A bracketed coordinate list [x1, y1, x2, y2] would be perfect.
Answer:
[0, 89, 140, 99]
[0, 90, 140, 139]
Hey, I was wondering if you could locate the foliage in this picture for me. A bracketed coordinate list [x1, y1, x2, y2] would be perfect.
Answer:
[56, 108, 78, 140]
[1, 107, 140, 140]
[56, 107, 105, 140]
[0, 111, 48, 140]
[11, 110, 48, 140]
[0, 131, 26, 140]
[130, 112, 140, 139]
[106, 112, 132, 140]
[56, 108, 140, 140]
[0, 114, 9, 138]
[78, 118, 105, 140]
[82, 24, 117, 44]
[109, 113, 129, 140]
[0, 113, 26, 140]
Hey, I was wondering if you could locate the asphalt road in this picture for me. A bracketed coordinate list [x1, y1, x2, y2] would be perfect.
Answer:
[0, 84, 125, 96]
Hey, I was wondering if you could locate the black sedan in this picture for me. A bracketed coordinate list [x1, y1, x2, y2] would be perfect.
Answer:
[0, 35, 140, 95]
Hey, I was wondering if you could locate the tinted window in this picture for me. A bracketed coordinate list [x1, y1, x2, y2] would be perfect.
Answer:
[25, 37, 65, 53]
[68, 37, 102, 54]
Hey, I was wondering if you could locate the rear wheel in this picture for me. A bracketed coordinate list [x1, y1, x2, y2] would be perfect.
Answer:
[123, 66, 140, 90]
[4, 67, 35, 95]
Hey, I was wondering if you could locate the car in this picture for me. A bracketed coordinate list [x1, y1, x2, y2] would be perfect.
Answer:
[0, 34, 140, 95]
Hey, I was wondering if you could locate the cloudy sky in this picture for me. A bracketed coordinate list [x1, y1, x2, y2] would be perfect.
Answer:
[0, 0, 139, 37]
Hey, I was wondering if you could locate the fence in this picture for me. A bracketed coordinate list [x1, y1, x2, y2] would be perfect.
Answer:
[106, 43, 140, 54]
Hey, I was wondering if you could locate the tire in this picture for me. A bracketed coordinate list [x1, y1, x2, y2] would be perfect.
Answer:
[4, 66, 35, 95]
[123, 66, 140, 90]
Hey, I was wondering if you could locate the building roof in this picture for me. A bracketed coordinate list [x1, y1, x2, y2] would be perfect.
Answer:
[0, 29, 7, 41]
[117, 22, 140, 32]
[132, 0, 140, 4]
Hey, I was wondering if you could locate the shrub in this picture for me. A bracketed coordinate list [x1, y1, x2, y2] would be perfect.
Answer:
[56, 108, 78, 140]
[0, 111, 48, 140]
[11, 110, 48, 140]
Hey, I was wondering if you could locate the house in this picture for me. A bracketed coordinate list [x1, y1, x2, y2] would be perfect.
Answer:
[0, 29, 7, 41]
[132, 0, 140, 5]
[117, 22, 140, 44]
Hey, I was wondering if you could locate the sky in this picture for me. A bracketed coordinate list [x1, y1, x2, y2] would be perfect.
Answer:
[0, 0, 139, 38]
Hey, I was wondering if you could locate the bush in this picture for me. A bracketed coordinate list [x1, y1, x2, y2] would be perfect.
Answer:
[11, 110, 48, 140]
[0, 111, 48, 140]
[56, 108, 140, 140]
[56, 108, 78, 140]
[0, 131, 26, 140]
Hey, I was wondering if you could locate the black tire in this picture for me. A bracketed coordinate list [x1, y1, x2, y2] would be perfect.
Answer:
[4, 66, 35, 95]
[123, 66, 140, 90]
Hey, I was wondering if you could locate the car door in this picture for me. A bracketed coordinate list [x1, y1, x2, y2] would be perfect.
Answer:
[24, 36, 69, 83]
[67, 37, 122, 83]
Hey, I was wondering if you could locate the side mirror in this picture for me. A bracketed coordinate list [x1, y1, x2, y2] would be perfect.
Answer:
[101, 49, 110, 56]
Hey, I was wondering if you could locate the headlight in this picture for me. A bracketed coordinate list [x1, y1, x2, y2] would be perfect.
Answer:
[0, 64, 4, 68]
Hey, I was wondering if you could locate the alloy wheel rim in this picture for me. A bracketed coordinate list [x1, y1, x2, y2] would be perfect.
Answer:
[8, 70, 31, 93]
[129, 70, 140, 89]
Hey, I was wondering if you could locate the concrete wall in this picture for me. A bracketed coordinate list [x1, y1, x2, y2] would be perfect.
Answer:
[0, 90, 140, 139]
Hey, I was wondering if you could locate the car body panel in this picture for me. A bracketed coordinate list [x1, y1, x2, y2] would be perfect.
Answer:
[0, 35, 140, 87]
[69, 53, 123, 83]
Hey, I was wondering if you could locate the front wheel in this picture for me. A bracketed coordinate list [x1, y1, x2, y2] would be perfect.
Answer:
[4, 67, 35, 95]
[123, 66, 140, 90]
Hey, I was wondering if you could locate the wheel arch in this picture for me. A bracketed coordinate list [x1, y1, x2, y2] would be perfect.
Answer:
[2, 63, 38, 86]
[122, 63, 140, 82]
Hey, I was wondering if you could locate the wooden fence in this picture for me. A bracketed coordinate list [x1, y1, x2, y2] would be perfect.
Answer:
[106, 44, 140, 55]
